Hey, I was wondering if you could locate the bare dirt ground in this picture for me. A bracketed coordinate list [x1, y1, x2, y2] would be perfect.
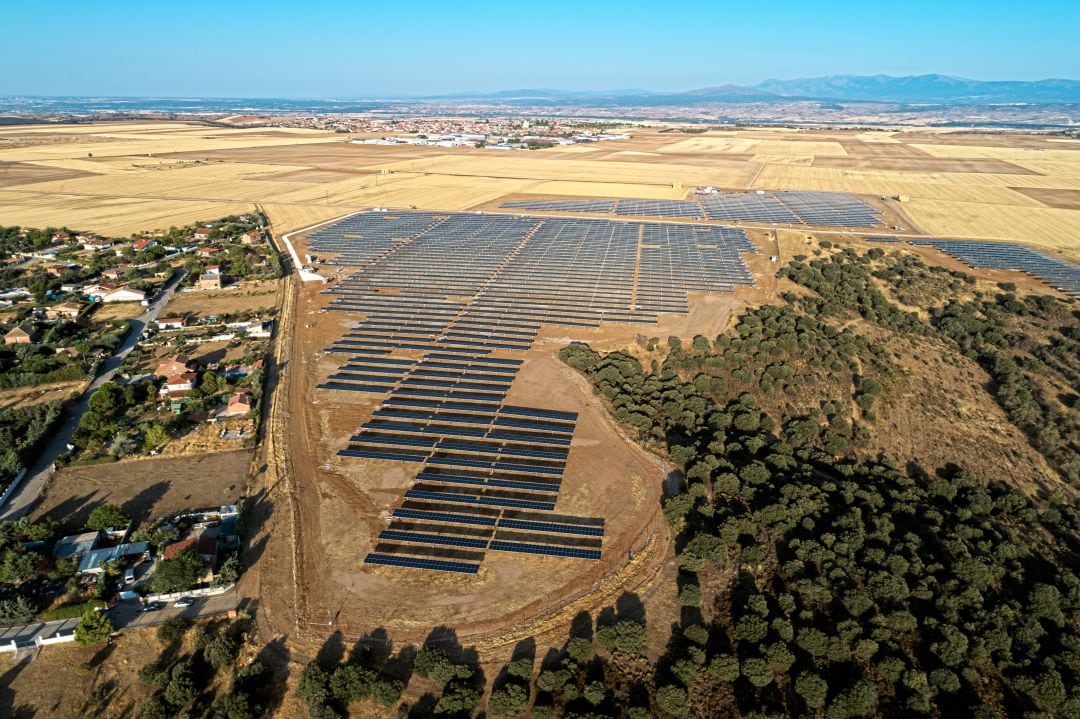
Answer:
[0, 161, 93, 188]
[164, 281, 279, 316]
[158, 419, 256, 457]
[0, 628, 162, 719]
[268, 274, 669, 646]
[0, 380, 85, 411]
[860, 329, 1063, 494]
[32, 450, 250, 530]
[161, 142, 452, 170]
[813, 156, 1036, 173]
[90, 303, 146, 322]
[1010, 186, 1080, 210]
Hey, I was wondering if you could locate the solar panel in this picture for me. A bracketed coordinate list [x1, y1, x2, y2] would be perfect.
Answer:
[489, 540, 602, 561]
[364, 553, 480, 574]
[308, 209, 775, 573]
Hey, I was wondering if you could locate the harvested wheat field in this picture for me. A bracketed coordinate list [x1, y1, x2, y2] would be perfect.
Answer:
[0, 122, 1077, 259]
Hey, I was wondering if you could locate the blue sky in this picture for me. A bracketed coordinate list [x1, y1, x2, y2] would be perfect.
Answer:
[3, 0, 1077, 97]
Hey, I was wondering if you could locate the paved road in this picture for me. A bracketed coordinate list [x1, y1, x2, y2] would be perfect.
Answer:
[0, 588, 237, 649]
[0, 270, 187, 521]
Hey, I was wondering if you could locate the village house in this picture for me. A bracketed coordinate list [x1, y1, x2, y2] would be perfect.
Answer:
[241, 229, 262, 245]
[3, 323, 38, 345]
[217, 390, 253, 419]
[82, 283, 118, 299]
[203, 264, 221, 275]
[52, 230, 70, 243]
[101, 286, 146, 303]
[163, 533, 218, 567]
[53, 531, 101, 561]
[198, 272, 223, 290]
[196, 246, 218, 259]
[101, 267, 127, 281]
[132, 238, 158, 252]
[192, 227, 213, 241]
[159, 371, 197, 398]
[155, 355, 193, 377]
[155, 316, 189, 331]
[77, 541, 149, 577]
[44, 301, 85, 322]
[245, 319, 273, 338]
[80, 236, 113, 252]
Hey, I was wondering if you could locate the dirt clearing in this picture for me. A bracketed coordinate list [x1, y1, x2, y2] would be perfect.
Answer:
[33, 449, 251, 529]
[164, 281, 279, 316]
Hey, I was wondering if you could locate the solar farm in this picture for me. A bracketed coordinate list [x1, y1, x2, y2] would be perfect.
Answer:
[502, 190, 886, 227]
[901, 239, 1080, 298]
[303, 210, 757, 575]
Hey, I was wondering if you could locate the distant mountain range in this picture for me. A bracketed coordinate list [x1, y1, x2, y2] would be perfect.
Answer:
[1, 75, 1077, 118]
[429, 75, 1080, 106]
[752, 74, 1080, 104]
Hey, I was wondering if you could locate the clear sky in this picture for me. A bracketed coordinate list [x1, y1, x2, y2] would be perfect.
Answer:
[3, 0, 1077, 97]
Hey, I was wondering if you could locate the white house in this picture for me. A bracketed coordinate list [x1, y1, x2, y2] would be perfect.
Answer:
[102, 287, 146, 303]
[159, 371, 196, 398]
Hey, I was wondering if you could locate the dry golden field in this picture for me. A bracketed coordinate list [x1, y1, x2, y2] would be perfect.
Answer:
[0, 122, 1078, 257]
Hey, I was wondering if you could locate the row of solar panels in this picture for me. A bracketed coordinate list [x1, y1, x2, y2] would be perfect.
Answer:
[502, 191, 884, 228]
[899, 239, 1080, 298]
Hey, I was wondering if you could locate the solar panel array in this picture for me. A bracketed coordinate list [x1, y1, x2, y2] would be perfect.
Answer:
[908, 240, 1080, 299]
[307, 210, 759, 574]
[310, 212, 756, 390]
[502, 190, 884, 228]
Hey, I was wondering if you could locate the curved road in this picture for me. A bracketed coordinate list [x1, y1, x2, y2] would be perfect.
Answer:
[0, 270, 187, 521]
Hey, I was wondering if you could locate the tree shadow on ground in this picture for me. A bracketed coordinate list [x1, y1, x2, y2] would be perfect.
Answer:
[0, 655, 35, 719]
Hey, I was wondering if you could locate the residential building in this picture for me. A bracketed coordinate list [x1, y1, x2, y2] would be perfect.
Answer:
[53, 531, 102, 561]
[245, 319, 273, 338]
[82, 283, 118, 299]
[4, 323, 38, 345]
[155, 316, 189, 331]
[162, 533, 218, 565]
[217, 391, 253, 419]
[45, 302, 84, 322]
[77, 541, 149, 576]
[196, 247, 218, 259]
[159, 372, 197, 398]
[101, 286, 146, 303]
[198, 272, 223, 290]
[81, 236, 113, 252]
[101, 267, 127, 281]
[132, 238, 158, 252]
[155, 355, 192, 377]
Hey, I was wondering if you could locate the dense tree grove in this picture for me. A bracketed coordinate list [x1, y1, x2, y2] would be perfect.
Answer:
[0, 400, 62, 484]
[548, 246, 1080, 717]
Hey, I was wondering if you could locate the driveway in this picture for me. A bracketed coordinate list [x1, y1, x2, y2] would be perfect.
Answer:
[0, 270, 187, 521]
[0, 587, 237, 650]
[108, 587, 238, 630]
